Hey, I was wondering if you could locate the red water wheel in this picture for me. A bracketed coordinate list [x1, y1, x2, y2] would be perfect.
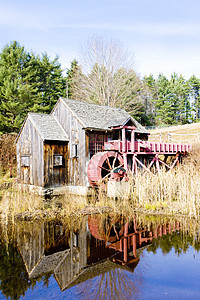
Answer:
[88, 215, 126, 242]
[87, 151, 124, 187]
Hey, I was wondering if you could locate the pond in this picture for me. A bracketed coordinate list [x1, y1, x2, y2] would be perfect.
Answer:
[0, 213, 200, 300]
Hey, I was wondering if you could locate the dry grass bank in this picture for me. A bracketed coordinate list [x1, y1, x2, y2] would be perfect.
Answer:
[95, 144, 200, 218]
[1, 143, 200, 220]
[151, 121, 200, 134]
[0, 186, 45, 222]
[149, 122, 200, 144]
[0, 131, 200, 220]
[0, 184, 111, 222]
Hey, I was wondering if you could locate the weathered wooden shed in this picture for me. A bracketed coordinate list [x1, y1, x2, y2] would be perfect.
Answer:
[16, 113, 69, 187]
[17, 97, 147, 192]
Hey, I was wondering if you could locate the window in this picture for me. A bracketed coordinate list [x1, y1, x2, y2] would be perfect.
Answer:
[89, 133, 108, 157]
[72, 144, 78, 157]
[21, 156, 30, 167]
[53, 155, 63, 166]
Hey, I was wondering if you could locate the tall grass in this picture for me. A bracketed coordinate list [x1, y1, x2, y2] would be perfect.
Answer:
[131, 164, 200, 217]
[1, 145, 200, 220]
[0, 185, 89, 221]
[0, 187, 45, 222]
[96, 144, 200, 218]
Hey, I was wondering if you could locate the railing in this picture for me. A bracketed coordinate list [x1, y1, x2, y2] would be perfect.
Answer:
[104, 140, 122, 151]
[104, 140, 192, 154]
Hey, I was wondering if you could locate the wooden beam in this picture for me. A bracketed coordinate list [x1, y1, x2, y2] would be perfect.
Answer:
[131, 130, 135, 152]
[122, 127, 126, 152]
[135, 157, 155, 175]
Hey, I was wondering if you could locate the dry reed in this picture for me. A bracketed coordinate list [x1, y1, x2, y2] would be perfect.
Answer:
[0, 187, 45, 222]
[94, 144, 200, 218]
[1, 145, 200, 220]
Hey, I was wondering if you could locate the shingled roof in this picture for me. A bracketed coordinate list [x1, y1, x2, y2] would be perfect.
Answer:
[29, 249, 70, 279]
[16, 113, 69, 142]
[56, 98, 148, 133]
[29, 113, 69, 141]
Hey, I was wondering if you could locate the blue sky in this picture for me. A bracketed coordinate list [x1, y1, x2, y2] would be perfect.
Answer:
[0, 0, 200, 79]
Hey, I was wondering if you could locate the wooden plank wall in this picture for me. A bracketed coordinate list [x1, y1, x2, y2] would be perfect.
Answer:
[52, 100, 90, 186]
[43, 143, 68, 187]
[16, 221, 45, 275]
[54, 219, 88, 290]
[17, 118, 44, 186]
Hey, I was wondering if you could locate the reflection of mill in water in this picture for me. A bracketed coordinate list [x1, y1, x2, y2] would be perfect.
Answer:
[16, 216, 181, 291]
[88, 215, 181, 267]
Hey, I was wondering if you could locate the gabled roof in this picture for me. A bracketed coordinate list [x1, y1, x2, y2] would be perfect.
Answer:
[55, 98, 148, 133]
[57, 259, 138, 291]
[29, 249, 70, 279]
[16, 113, 69, 143]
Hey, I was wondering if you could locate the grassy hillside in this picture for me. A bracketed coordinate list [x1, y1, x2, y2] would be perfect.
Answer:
[149, 122, 200, 144]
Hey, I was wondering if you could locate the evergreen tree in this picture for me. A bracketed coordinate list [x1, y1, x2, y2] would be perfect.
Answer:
[169, 74, 190, 124]
[66, 59, 81, 99]
[34, 53, 66, 113]
[0, 41, 39, 132]
[0, 41, 66, 132]
[142, 74, 158, 125]
[143, 73, 192, 126]
[155, 74, 174, 125]
[0, 242, 32, 299]
[188, 75, 200, 121]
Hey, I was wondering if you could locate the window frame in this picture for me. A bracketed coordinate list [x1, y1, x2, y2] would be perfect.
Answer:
[21, 155, 30, 167]
[53, 154, 64, 167]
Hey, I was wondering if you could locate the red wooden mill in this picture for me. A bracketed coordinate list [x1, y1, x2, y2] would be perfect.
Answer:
[87, 125, 192, 188]
[88, 214, 181, 267]
[17, 98, 192, 194]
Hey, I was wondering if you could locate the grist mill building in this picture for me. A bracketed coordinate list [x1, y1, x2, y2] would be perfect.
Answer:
[16, 97, 147, 194]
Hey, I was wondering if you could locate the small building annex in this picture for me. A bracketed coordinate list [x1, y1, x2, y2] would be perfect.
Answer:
[16, 97, 148, 193]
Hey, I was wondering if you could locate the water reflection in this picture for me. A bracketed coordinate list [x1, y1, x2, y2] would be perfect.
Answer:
[0, 214, 200, 299]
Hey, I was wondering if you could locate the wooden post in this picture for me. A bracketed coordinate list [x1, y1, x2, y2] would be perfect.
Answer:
[123, 154, 128, 170]
[138, 231, 142, 246]
[155, 155, 160, 173]
[132, 155, 135, 174]
[123, 222, 128, 263]
[163, 225, 167, 235]
[131, 129, 135, 152]
[122, 127, 127, 171]
[132, 234, 137, 258]
[122, 127, 126, 152]
[135, 157, 138, 176]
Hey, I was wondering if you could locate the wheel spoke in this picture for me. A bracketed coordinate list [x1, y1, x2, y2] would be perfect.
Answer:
[100, 171, 112, 181]
[98, 166, 110, 172]
[112, 152, 117, 169]
[106, 154, 112, 170]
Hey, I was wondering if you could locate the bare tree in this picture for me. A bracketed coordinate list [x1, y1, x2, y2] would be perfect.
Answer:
[71, 36, 144, 117]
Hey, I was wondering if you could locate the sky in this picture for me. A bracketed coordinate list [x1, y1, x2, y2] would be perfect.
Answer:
[0, 0, 200, 79]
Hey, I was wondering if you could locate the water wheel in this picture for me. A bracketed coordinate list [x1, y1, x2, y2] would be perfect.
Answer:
[88, 214, 126, 242]
[87, 151, 124, 187]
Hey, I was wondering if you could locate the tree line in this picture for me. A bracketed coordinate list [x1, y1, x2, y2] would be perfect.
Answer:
[143, 73, 200, 126]
[1, 40, 200, 133]
[0, 41, 66, 133]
